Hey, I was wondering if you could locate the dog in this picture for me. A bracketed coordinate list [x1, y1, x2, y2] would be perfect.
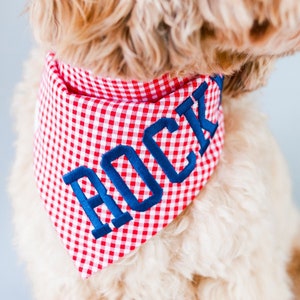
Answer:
[10, 0, 300, 299]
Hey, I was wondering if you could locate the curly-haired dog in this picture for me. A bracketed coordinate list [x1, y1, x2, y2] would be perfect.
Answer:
[10, 1, 300, 299]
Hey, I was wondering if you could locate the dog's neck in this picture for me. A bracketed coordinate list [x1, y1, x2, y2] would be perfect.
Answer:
[34, 52, 225, 278]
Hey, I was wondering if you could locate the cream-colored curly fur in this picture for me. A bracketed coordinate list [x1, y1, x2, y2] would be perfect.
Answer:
[10, 0, 300, 299]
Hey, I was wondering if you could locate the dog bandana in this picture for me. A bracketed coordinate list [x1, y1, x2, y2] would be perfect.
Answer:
[34, 52, 224, 278]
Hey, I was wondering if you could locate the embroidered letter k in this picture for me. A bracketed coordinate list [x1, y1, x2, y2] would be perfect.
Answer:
[175, 82, 219, 155]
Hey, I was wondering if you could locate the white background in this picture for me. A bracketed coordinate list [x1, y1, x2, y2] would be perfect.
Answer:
[1, 2, 299, 299]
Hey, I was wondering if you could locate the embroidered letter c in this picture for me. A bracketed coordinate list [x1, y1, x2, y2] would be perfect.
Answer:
[143, 117, 196, 183]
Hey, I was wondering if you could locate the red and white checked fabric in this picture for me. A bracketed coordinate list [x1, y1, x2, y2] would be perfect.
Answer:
[34, 52, 224, 278]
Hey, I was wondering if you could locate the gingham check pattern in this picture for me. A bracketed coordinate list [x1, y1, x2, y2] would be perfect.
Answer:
[34, 53, 224, 278]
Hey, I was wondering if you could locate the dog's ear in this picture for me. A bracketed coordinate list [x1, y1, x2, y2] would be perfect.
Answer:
[29, 0, 129, 49]
[223, 56, 275, 98]
[204, 0, 300, 57]
[29, 0, 162, 79]
[29, 0, 70, 46]
[201, 0, 300, 97]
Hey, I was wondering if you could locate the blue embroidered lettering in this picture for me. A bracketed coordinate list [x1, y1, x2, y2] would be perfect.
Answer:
[101, 145, 163, 212]
[143, 117, 197, 183]
[175, 82, 218, 155]
[63, 166, 132, 239]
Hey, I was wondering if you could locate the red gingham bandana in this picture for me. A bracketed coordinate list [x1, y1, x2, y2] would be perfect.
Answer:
[34, 53, 224, 278]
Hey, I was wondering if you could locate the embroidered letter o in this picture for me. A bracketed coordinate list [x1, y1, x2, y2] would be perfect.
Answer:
[63, 166, 132, 239]
[101, 145, 163, 212]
